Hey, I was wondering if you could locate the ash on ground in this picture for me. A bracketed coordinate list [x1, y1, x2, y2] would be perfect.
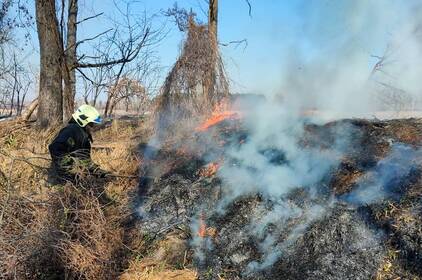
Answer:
[137, 118, 422, 280]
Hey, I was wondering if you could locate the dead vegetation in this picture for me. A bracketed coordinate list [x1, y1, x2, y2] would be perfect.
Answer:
[0, 117, 170, 279]
[2, 111, 422, 280]
[155, 16, 229, 135]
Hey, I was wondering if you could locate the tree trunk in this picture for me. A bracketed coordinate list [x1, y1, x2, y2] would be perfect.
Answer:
[209, 0, 218, 41]
[93, 87, 100, 106]
[206, 0, 218, 109]
[36, 0, 63, 128]
[63, 0, 78, 120]
[104, 93, 112, 117]
[109, 100, 116, 116]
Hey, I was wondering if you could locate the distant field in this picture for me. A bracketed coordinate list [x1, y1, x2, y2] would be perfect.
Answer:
[303, 110, 422, 121]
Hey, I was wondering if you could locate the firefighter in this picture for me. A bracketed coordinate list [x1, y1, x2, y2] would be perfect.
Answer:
[49, 104, 108, 183]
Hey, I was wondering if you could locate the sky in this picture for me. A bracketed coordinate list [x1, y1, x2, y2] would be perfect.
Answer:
[14, 0, 422, 109]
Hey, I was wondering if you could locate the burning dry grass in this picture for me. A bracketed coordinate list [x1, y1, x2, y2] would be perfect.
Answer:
[138, 114, 422, 279]
[0, 118, 154, 279]
[198, 162, 220, 177]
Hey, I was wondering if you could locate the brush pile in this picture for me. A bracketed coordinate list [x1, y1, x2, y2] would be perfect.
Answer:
[155, 16, 229, 134]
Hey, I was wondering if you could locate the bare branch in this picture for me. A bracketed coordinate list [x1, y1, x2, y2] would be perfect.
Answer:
[76, 68, 94, 84]
[162, 3, 195, 32]
[76, 12, 104, 25]
[73, 28, 113, 50]
[219, 39, 248, 50]
[244, 0, 252, 17]
[76, 27, 151, 69]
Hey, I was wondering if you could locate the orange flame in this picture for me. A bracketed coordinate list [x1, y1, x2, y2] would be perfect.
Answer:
[198, 213, 207, 238]
[199, 162, 220, 177]
[196, 100, 240, 132]
[197, 212, 218, 238]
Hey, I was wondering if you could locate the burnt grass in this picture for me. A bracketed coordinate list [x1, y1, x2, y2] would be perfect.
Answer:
[137, 118, 422, 280]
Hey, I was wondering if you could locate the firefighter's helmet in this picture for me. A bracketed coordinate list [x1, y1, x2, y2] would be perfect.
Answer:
[72, 104, 102, 127]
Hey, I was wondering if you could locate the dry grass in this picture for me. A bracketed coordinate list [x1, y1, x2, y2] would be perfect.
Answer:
[376, 248, 421, 280]
[52, 185, 124, 279]
[0, 118, 156, 279]
[121, 267, 197, 280]
[120, 259, 197, 280]
[119, 228, 196, 280]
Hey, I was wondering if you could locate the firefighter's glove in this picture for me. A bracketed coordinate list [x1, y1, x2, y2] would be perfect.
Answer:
[89, 164, 110, 178]
[96, 169, 110, 178]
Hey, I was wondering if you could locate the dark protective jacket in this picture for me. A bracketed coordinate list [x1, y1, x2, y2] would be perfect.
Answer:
[49, 118, 96, 180]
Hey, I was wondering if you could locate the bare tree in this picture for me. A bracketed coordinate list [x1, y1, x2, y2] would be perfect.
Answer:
[0, 0, 32, 45]
[79, 41, 114, 106]
[0, 0, 33, 118]
[208, 0, 218, 42]
[81, 64, 109, 106]
[0, 54, 31, 116]
[74, 4, 163, 117]
[369, 42, 416, 112]
[106, 76, 146, 116]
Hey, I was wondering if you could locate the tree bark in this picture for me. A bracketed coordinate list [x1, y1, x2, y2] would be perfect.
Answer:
[35, 0, 63, 128]
[63, 0, 78, 120]
[209, 0, 218, 41]
[206, 0, 218, 109]
[104, 92, 112, 117]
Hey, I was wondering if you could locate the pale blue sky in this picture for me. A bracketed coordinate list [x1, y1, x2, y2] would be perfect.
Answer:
[16, 0, 422, 99]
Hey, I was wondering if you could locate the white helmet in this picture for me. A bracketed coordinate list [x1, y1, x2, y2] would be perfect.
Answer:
[72, 104, 102, 127]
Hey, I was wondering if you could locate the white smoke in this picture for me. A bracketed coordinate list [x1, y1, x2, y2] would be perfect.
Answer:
[190, 212, 214, 263]
[246, 202, 329, 273]
[203, 101, 351, 272]
[343, 144, 422, 205]
[216, 102, 350, 211]
[275, 0, 422, 118]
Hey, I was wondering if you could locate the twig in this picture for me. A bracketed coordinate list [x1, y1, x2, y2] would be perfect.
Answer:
[77, 28, 151, 69]
[219, 39, 248, 50]
[244, 0, 252, 17]
[105, 173, 138, 179]
[154, 220, 184, 236]
[75, 68, 95, 84]
[73, 28, 113, 51]
[76, 12, 104, 25]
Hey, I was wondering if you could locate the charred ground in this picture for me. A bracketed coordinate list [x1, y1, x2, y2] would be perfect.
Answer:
[137, 117, 422, 280]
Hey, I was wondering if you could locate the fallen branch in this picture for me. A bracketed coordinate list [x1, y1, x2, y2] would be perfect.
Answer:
[21, 98, 38, 121]
[105, 173, 138, 179]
